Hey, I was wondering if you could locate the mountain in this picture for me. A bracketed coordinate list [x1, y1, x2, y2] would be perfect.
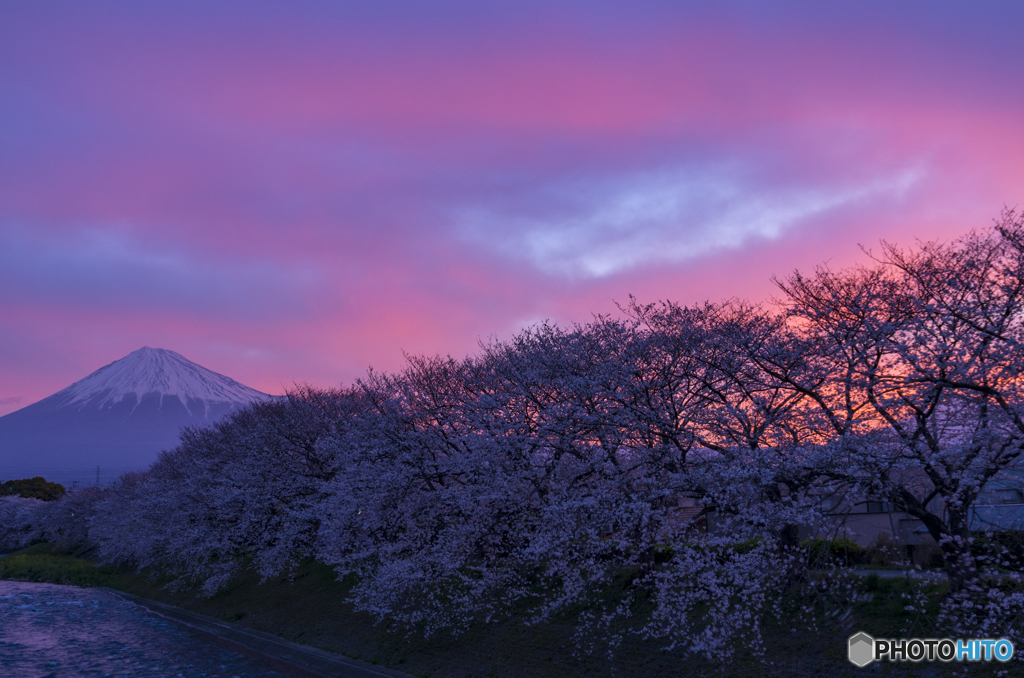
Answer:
[0, 347, 277, 487]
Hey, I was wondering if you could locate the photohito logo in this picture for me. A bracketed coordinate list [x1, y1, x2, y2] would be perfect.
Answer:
[848, 632, 1014, 666]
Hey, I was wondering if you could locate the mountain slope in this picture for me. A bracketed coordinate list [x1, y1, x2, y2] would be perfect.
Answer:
[0, 347, 277, 486]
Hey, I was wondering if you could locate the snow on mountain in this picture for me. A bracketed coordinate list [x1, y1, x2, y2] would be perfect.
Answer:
[58, 346, 271, 415]
[0, 347, 279, 486]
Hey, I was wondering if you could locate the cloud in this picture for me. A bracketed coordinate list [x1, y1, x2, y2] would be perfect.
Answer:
[0, 224, 323, 320]
[0, 397, 22, 406]
[459, 164, 924, 278]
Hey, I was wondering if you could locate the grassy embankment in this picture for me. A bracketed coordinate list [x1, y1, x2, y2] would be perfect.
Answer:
[0, 543, 1018, 678]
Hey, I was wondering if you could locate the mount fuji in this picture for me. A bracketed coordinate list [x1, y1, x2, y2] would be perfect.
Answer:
[0, 347, 278, 486]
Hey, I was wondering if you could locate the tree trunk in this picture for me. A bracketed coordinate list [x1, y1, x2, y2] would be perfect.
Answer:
[939, 512, 980, 595]
[894, 488, 979, 594]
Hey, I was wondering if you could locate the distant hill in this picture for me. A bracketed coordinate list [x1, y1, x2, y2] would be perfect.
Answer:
[0, 347, 278, 487]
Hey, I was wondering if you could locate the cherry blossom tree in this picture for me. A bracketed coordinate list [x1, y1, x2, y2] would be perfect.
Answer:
[0, 495, 44, 550]
[33, 487, 106, 548]
[311, 317, 813, 655]
[777, 211, 1024, 593]
[91, 386, 363, 591]
[76, 213, 1024, 653]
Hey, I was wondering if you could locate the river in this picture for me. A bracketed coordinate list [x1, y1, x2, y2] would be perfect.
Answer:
[0, 580, 290, 677]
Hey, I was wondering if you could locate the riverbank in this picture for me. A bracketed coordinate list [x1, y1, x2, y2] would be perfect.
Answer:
[0, 544, 1015, 677]
[0, 579, 297, 677]
[103, 587, 414, 678]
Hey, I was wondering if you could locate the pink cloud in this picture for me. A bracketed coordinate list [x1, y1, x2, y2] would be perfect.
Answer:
[2, 2, 1023, 415]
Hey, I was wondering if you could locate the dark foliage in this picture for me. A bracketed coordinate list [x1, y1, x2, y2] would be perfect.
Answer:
[971, 529, 1024, 571]
[802, 537, 868, 567]
[0, 477, 66, 502]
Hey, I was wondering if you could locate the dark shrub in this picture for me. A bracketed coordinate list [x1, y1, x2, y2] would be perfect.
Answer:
[802, 537, 867, 567]
[0, 477, 66, 502]
[971, 530, 1024, 571]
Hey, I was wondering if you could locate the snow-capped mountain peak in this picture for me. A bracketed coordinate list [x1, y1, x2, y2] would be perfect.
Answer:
[0, 347, 279, 486]
[58, 347, 273, 410]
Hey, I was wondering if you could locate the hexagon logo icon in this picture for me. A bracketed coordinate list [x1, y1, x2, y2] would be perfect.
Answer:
[848, 632, 875, 667]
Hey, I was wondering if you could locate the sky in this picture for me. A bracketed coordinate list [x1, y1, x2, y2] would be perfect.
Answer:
[2, 0, 1024, 414]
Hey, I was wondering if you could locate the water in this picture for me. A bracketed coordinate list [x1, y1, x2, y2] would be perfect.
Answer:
[0, 581, 289, 677]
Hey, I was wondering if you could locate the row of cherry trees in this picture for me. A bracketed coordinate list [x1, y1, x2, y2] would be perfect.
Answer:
[5, 213, 1023, 655]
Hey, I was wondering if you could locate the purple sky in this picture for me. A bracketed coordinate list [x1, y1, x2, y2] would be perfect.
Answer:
[2, 1, 1024, 414]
